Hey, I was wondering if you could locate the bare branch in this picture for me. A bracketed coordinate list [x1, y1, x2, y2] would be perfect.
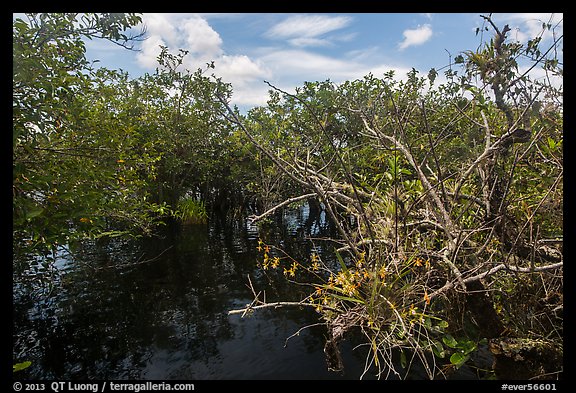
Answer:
[284, 323, 326, 348]
[215, 93, 311, 190]
[248, 193, 319, 223]
[359, 115, 456, 238]
[228, 301, 341, 316]
[428, 261, 563, 302]
[504, 170, 563, 266]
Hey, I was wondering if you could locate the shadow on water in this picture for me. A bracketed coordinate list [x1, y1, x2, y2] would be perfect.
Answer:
[13, 203, 487, 380]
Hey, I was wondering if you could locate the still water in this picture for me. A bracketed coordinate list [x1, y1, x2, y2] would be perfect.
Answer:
[13, 204, 486, 380]
[13, 204, 382, 380]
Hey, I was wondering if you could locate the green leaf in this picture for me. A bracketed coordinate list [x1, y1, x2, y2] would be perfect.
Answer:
[400, 349, 407, 368]
[459, 340, 477, 354]
[334, 248, 350, 275]
[13, 361, 32, 373]
[329, 293, 365, 304]
[431, 340, 445, 358]
[442, 334, 459, 349]
[449, 352, 470, 369]
[25, 207, 44, 220]
[547, 137, 557, 150]
[428, 68, 438, 85]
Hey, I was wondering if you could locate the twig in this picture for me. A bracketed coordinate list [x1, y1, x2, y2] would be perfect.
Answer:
[228, 301, 340, 316]
[336, 238, 393, 253]
[427, 261, 563, 302]
[248, 193, 322, 223]
[246, 274, 257, 298]
[92, 245, 174, 270]
[284, 323, 326, 347]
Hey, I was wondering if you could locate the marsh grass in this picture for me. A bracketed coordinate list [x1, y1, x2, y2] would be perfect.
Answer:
[174, 197, 208, 224]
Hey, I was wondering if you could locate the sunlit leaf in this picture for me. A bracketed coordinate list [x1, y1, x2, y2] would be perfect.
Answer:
[13, 361, 32, 372]
[442, 334, 459, 349]
[449, 352, 470, 369]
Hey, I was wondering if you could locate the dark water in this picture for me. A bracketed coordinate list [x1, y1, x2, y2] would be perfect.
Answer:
[13, 203, 486, 380]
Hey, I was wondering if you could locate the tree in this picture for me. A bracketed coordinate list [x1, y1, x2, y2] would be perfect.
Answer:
[225, 15, 562, 379]
[12, 13, 163, 267]
[128, 47, 237, 210]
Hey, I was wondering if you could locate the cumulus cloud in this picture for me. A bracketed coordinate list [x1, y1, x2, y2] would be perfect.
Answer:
[493, 13, 563, 43]
[137, 34, 167, 69]
[130, 13, 417, 110]
[142, 13, 179, 47]
[137, 13, 225, 69]
[398, 24, 433, 50]
[133, 13, 270, 109]
[266, 14, 352, 47]
[182, 16, 223, 61]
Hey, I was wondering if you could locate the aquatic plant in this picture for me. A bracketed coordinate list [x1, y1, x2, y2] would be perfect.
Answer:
[174, 197, 208, 224]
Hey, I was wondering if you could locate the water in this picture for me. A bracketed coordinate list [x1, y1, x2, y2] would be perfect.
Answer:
[13, 204, 489, 380]
[13, 204, 379, 380]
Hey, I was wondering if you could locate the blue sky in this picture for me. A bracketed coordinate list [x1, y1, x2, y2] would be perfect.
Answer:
[81, 13, 563, 111]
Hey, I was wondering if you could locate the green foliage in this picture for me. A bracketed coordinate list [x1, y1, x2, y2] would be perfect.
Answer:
[13, 361, 32, 373]
[13, 13, 162, 262]
[125, 46, 237, 209]
[441, 334, 478, 369]
[174, 197, 208, 224]
[13, 12, 562, 379]
[242, 14, 562, 379]
[12, 14, 236, 266]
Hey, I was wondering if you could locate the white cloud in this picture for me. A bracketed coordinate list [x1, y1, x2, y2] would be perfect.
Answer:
[137, 34, 167, 69]
[182, 16, 223, 60]
[259, 49, 410, 84]
[132, 14, 271, 110]
[216, 55, 271, 86]
[267, 14, 351, 38]
[266, 15, 352, 47]
[137, 13, 224, 69]
[260, 49, 354, 78]
[142, 13, 179, 47]
[495, 13, 563, 44]
[229, 83, 272, 107]
[288, 37, 333, 47]
[398, 24, 433, 50]
[138, 16, 260, 71]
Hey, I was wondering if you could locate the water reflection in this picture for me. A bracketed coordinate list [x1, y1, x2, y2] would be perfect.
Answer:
[15, 203, 489, 380]
[13, 203, 373, 380]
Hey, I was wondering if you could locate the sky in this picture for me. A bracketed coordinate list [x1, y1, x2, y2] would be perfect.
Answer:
[81, 13, 563, 112]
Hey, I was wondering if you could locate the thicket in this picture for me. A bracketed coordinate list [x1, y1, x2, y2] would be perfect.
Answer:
[224, 15, 563, 379]
[13, 13, 562, 379]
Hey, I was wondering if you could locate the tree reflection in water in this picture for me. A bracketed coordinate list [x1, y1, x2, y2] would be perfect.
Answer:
[13, 203, 379, 380]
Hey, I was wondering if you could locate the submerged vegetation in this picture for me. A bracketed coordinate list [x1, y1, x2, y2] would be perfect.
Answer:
[13, 13, 562, 379]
